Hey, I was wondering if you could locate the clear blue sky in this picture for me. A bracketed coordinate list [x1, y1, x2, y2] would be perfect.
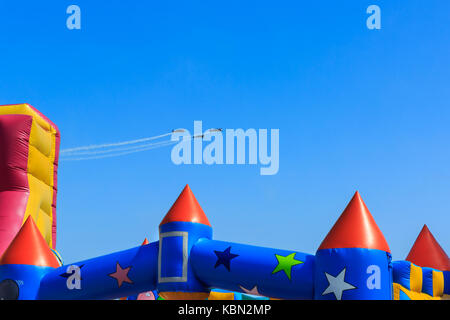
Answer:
[0, 1, 449, 264]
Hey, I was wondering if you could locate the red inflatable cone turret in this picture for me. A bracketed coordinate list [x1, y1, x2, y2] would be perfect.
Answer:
[160, 185, 211, 227]
[157, 185, 212, 300]
[318, 191, 390, 252]
[315, 191, 392, 300]
[0, 216, 59, 268]
[406, 225, 450, 271]
[141, 238, 149, 245]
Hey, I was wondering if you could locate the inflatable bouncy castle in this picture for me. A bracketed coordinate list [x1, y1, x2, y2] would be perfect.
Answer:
[0, 104, 448, 300]
[0, 104, 59, 256]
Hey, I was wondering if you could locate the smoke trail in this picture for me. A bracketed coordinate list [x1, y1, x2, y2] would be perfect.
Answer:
[61, 139, 175, 156]
[60, 140, 177, 161]
[60, 132, 173, 154]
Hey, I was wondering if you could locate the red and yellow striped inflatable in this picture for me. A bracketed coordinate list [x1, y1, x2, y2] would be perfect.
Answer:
[0, 103, 60, 255]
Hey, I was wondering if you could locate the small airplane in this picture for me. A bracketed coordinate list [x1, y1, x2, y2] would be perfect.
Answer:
[193, 128, 223, 139]
[172, 128, 223, 139]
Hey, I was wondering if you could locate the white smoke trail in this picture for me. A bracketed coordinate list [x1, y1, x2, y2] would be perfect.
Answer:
[60, 140, 177, 161]
[61, 139, 175, 156]
[60, 132, 173, 154]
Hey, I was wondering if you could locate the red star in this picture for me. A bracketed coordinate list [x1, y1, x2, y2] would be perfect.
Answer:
[108, 262, 133, 288]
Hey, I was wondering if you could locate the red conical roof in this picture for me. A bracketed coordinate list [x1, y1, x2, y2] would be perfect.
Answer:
[141, 238, 149, 245]
[318, 191, 390, 252]
[406, 225, 450, 271]
[0, 216, 59, 267]
[160, 185, 211, 227]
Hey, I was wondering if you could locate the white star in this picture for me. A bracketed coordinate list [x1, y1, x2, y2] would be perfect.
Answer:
[322, 268, 356, 300]
[239, 285, 262, 296]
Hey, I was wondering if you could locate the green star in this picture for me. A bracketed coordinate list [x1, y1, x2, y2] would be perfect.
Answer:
[272, 253, 303, 280]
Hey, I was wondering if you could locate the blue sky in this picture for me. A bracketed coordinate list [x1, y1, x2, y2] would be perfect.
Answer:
[0, 1, 449, 264]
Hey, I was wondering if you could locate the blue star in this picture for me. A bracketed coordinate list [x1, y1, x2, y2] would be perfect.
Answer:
[214, 247, 239, 271]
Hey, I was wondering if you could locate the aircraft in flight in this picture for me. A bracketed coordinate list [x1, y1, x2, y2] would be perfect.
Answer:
[172, 128, 223, 139]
